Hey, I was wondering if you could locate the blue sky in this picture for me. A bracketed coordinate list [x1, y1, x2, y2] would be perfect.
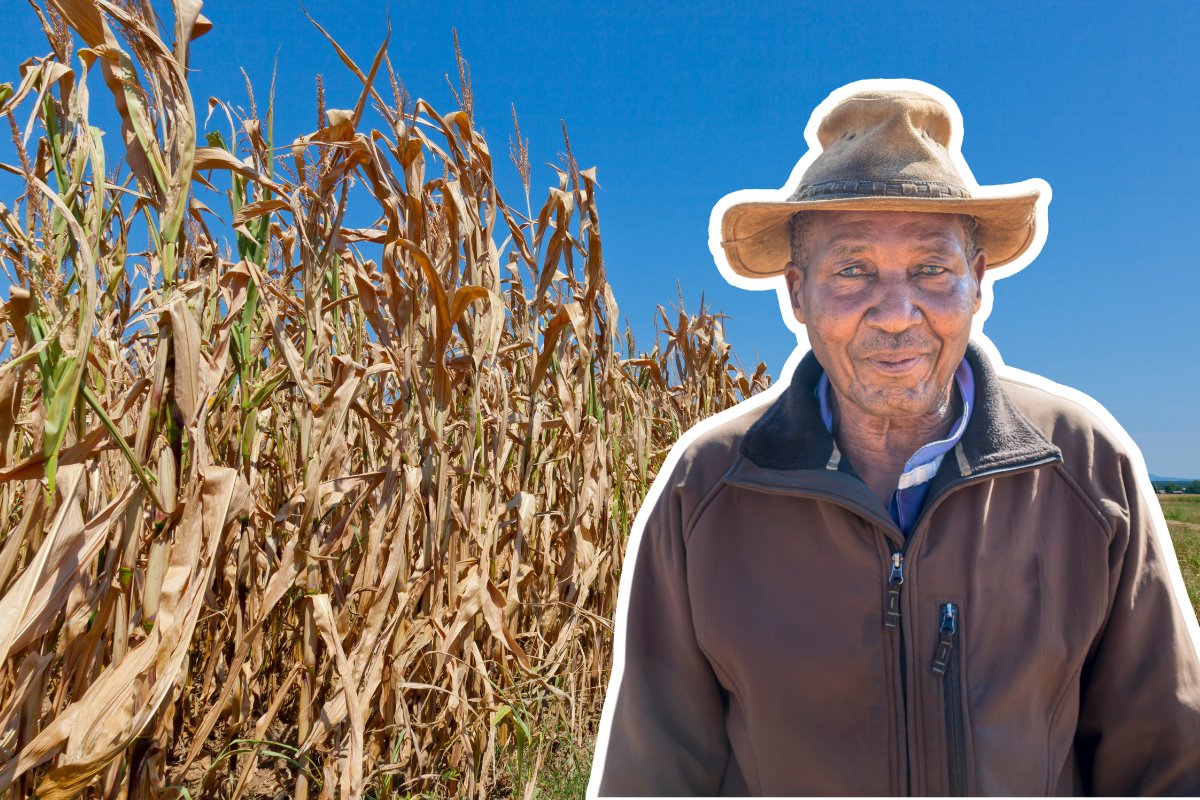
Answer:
[2, 1, 1198, 475]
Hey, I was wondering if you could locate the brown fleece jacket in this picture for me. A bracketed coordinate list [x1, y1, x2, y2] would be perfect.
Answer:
[596, 341, 1200, 796]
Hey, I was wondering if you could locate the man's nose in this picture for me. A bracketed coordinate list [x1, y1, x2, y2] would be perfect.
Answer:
[865, 279, 921, 333]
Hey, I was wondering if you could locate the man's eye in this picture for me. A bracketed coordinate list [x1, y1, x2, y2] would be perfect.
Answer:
[838, 264, 867, 277]
[918, 264, 948, 275]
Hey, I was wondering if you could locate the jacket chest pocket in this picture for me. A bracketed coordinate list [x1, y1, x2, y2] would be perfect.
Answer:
[930, 601, 970, 796]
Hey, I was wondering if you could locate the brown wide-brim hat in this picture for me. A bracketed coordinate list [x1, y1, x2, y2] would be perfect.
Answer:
[720, 89, 1042, 279]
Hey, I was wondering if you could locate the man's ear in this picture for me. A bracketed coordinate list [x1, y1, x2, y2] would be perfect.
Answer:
[970, 249, 987, 313]
[784, 261, 806, 324]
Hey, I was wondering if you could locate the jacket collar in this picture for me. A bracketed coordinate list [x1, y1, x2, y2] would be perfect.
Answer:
[737, 340, 1062, 482]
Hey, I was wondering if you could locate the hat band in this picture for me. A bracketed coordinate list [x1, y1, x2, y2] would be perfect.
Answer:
[795, 179, 971, 200]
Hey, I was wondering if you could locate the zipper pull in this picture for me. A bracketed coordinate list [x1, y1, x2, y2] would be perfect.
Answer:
[931, 602, 958, 675]
[883, 551, 904, 629]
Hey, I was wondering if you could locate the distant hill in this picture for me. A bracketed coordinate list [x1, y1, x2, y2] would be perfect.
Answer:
[1151, 474, 1200, 494]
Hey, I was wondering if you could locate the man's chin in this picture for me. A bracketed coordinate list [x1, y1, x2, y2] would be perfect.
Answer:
[853, 388, 939, 419]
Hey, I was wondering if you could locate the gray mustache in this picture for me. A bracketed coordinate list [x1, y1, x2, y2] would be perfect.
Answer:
[855, 335, 933, 356]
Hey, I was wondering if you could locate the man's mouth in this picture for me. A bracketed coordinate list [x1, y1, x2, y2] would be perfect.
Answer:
[864, 353, 927, 375]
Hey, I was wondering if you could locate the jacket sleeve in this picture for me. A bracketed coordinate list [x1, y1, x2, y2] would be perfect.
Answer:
[595, 457, 734, 796]
[1075, 451, 1200, 794]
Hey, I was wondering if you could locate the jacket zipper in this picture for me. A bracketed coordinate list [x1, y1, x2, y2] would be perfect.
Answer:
[884, 546, 910, 795]
[931, 602, 967, 796]
[884, 551, 904, 630]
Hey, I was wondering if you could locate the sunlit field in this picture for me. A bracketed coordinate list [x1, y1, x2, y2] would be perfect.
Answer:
[1161, 494, 1200, 617]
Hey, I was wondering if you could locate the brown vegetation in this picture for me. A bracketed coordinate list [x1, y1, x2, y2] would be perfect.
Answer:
[0, 1, 770, 797]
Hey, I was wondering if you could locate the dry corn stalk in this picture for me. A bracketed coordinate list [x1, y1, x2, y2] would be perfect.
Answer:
[0, 1, 771, 797]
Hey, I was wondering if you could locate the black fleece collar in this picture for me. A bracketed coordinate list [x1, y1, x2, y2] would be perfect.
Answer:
[738, 340, 1062, 480]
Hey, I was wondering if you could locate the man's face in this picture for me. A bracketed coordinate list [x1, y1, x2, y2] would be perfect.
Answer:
[784, 210, 987, 421]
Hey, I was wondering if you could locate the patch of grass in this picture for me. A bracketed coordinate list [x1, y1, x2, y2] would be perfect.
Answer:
[533, 719, 595, 800]
[1169, 528, 1200, 617]
[1163, 495, 1200, 618]
[1160, 494, 1200, 526]
[489, 709, 597, 800]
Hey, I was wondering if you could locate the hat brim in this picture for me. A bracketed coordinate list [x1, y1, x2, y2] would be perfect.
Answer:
[720, 191, 1041, 279]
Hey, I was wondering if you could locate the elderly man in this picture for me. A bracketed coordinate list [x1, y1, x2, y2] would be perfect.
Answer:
[591, 86, 1200, 796]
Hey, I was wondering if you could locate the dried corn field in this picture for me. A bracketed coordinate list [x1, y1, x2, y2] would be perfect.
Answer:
[0, 1, 771, 797]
